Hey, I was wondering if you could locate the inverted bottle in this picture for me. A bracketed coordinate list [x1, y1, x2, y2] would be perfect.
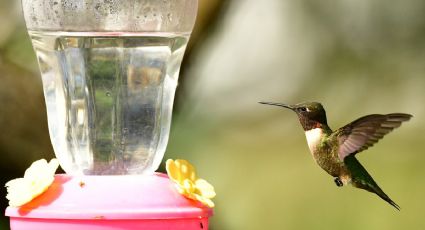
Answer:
[22, 0, 198, 175]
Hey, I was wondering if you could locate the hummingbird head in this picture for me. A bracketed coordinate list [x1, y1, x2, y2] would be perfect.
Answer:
[259, 101, 328, 131]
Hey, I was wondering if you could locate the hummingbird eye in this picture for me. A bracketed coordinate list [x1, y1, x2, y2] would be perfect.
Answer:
[299, 107, 307, 112]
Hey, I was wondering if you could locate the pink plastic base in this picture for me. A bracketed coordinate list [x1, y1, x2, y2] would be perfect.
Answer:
[6, 173, 212, 230]
[9, 217, 209, 230]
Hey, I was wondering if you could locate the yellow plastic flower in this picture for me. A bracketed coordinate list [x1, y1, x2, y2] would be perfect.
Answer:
[5, 158, 59, 207]
[166, 159, 216, 208]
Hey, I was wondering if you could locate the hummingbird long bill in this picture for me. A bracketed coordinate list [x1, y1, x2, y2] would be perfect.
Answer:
[259, 101, 412, 210]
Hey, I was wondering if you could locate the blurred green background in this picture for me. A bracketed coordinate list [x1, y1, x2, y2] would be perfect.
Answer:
[1, 0, 425, 229]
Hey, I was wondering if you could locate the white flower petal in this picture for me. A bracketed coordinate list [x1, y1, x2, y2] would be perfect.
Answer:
[5, 158, 59, 207]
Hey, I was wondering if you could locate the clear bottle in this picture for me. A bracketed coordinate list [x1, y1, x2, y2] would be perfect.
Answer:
[22, 0, 198, 175]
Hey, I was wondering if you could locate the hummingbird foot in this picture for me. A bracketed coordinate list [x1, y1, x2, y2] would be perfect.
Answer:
[334, 177, 343, 187]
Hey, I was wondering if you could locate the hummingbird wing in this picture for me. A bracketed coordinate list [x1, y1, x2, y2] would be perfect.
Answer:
[337, 113, 412, 160]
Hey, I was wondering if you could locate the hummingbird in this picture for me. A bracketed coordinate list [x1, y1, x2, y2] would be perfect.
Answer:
[259, 101, 412, 210]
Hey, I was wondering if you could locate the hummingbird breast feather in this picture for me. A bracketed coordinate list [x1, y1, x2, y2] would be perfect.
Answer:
[305, 128, 324, 153]
[305, 127, 345, 177]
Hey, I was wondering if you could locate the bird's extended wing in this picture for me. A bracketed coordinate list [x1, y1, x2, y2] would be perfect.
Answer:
[337, 113, 412, 160]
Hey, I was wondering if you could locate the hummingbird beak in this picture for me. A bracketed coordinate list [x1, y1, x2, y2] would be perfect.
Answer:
[258, 102, 294, 110]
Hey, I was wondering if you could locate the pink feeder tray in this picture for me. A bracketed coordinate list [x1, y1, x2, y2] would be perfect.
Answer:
[5, 173, 213, 230]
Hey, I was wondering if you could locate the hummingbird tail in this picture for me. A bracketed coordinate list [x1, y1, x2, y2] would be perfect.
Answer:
[352, 178, 400, 211]
[381, 195, 400, 211]
[345, 156, 400, 210]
